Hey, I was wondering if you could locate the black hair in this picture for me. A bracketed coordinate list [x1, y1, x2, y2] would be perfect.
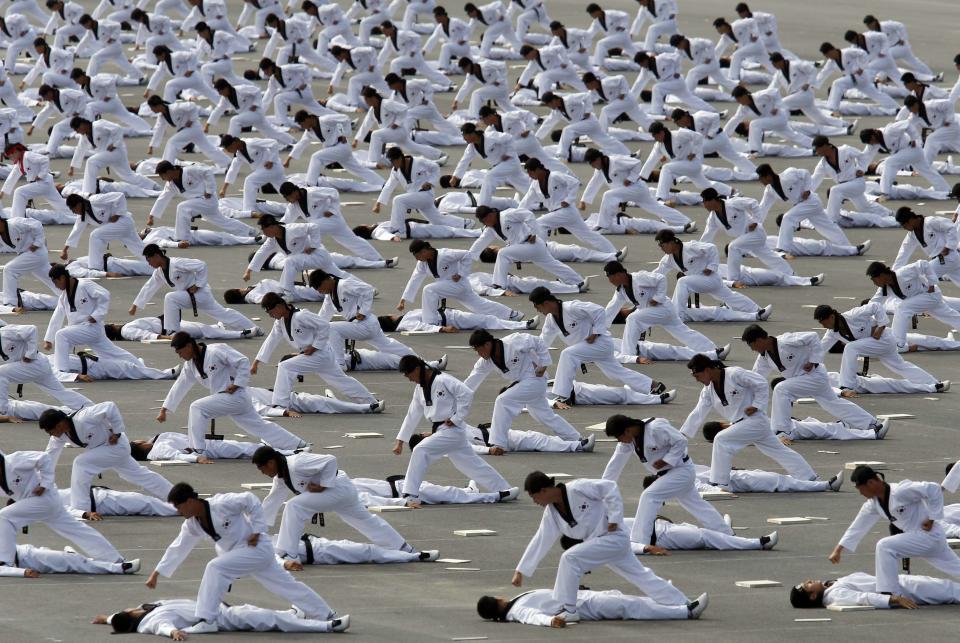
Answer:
[167, 482, 198, 505]
[700, 187, 721, 202]
[169, 331, 195, 350]
[468, 329, 494, 349]
[687, 353, 721, 373]
[476, 596, 505, 621]
[260, 291, 287, 311]
[479, 248, 497, 263]
[654, 229, 677, 244]
[398, 354, 424, 375]
[48, 264, 69, 281]
[819, 42, 835, 55]
[790, 585, 824, 609]
[110, 610, 147, 634]
[223, 289, 245, 304]
[731, 85, 750, 99]
[865, 261, 889, 278]
[603, 260, 626, 276]
[756, 163, 776, 178]
[523, 471, 555, 494]
[850, 464, 880, 485]
[38, 409, 68, 431]
[386, 147, 405, 161]
[251, 445, 280, 467]
[130, 441, 152, 462]
[583, 148, 604, 164]
[257, 214, 281, 228]
[740, 324, 768, 343]
[895, 207, 920, 225]
[648, 121, 666, 136]
[703, 421, 724, 442]
[812, 135, 830, 149]
[142, 244, 164, 258]
[279, 181, 299, 198]
[528, 286, 559, 306]
[604, 414, 643, 438]
[813, 305, 836, 322]
[844, 30, 858, 43]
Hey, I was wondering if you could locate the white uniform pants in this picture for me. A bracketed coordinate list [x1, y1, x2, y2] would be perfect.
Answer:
[632, 463, 731, 546]
[307, 215, 382, 261]
[0, 492, 121, 565]
[507, 429, 581, 452]
[218, 604, 335, 632]
[0, 359, 91, 409]
[537, 205, 616, 253]
[87, 217, 144, 268]
[880, 145, 948, 194]
[2, 247, 58, 306]
[727, 228, 793, 280]
[891, 291, 960, 347]
[467, 84, 516, 118]
[622, 304, 715, 355]
[923, 123, 960, 165]
[709, 413, 816, 486]
[277, 250, 347, 294]
[495, 237, 582, 287]
[553, 336, 657, 400]
[273, 87, 327, 127]
[195, 538, 332, 622]
[672, 273, 758, 313]
[640, 521, 760, 551]
[329, 318, 413, 367]
[87, 43, 142, 80]
[776, 194, 852, 250]
[685, 60, 737, 91]
[489, 377, 580, 448]
[307, 143, 384, 186]
[226, 109, 294, 145]
[650, 77, 715, 116]
[876, 527, 960, 595]
[826, 73, 897, 111]
[272, 345, 375, 406]
[592, 33, 638, 67]
[11, 178, 69, 219]
[421, 280, 514, 324]
[771, 368, 876, 432]
[68, 435, 173, 512]
[83, 148, 153, 194]
[476, 159, 530, 204]
[368, 125, 441, 165]
[555, 530, 687, 612]
[656, 159, 729, 200]
[163, 287, 254, 333]
[188, 390, 304, 451]
[401, 425, 510, 497]
[558, 116, 629, 160]
[746, 112, 812, 152]
[839, 334, 938, 390]
[599, 185, 690, 227]
[17, 544, 124, 574]
[54, 322, 138, 372]
[175, 197, 255, 240]
[781, 89, 848, 128]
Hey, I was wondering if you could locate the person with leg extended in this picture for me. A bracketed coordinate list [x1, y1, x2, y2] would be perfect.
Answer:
[158, 332, 308, 453]
[512, 470, 701, 624]
[893, 208, 960, 284]
[62, 192, 144, 268]
[602, 414, 733, 548]
[829, 466, 960, 596]
[790, 572, 960, 611]
[143, 482, 338, 635]
[39, 404, 173, 516]
[0, 323, 92, 411]
[867, 260, 960, 349]
[464, 329, 582, 452]
[679, 354, 818, 488]
[253, 447, 434, 562]
[393, 355, 518, 504]
[278, 183, 383, 261]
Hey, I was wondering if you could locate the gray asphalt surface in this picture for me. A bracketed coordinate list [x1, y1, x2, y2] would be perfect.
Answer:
[4, 0, 960, 641]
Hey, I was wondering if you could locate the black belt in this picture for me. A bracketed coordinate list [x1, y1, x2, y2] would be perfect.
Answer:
[188, 290, 199, 317]
[431, 421, 444, 432]
[300, 534, 314, 564]
[655, 455, 690, 477]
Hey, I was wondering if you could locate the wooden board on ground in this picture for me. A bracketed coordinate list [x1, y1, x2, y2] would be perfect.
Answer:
[735, 580, 782, 588]
[453, 529, 497, 537]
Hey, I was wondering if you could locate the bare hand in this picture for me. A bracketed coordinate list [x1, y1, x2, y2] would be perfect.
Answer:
[392, 439, 404, 455]
[489, 446, 505, 456]
[129, 304, 138, 315]
[225, 385, 239, 394]
[84, 511, 104, 521]
[744, 406, 757, 416]
[250, 361, 259, 375]
[585, 334, 597, 344]
[892, 595, 918, 609]
[511, 570, 523, 587]
[396, 298, 406, 311]
[306, 483, 326, 492]
[283, 560, 305, 571]
[145, 570, 159, 588]
[550, 616, 567, 628]
[157, 408, 167, 423]
[24, 569, 39, 578]
[42, 341, 53, 351]
[828, 545, 844, 564]
[247, 533, 260, 546]
[33, 486, 46, 496]
[922, 519, 934, 531]
[172, 631, 187, 641]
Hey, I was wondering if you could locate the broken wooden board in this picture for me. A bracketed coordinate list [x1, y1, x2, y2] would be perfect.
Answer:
[150, 460, 189, 467]
[826, 604, 875, 612]
[368, 506, 412, 513]
[877, 413, 914, 420]
[453, 529, 497, 537]
[240, 482, 274, 490]
[767, 517, 813, 525]
[735, 580, 782, 588]
[437, 558, 472, 564]
[795, 618, 832, 622]
[585, 422, 607, 431]
[545, 473, 572, 479]
[344, 432, 383, 438]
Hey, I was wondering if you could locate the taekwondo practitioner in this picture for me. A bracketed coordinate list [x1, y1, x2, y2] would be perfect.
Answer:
[378, 307, 533, 336]
[632, 50, 716, 117]
[521, 158, 618, 254]
[670, 108, 757, 178]
[70, 69, 152, 133]
[328, 44, 388, 110]
[894, 208, 960, 283]
[62, 193, 143, 270]
[477, 587, 703, 627]
[860, 121, 950, 196]
[147, 97, 230, 169]
[863, 14, 936, 80]
[450, 122, 529, 204]
[285, 110, 384, 186]
[699, 189, 797, 284]
[512, 470, 697, 624]
[582, 71, 654, 130]
[601, 414, 734, 548]
[106, 316, 255, 343]
[818, 42, 898, 113]
[814, 303, 947, 395]
[530, 287, 667, 406]
[250, 386, 386, 417]
[538, 91, 630, 161]
[669, 32, 736, 93]
[144, 482, 338, 635]
[39, 404, 173, 515]
[354, 87, 445, 166]
[424, 7, 472, 73]
[0, 447, 128, 569]
[278, 183, 383, 261]
[0, 323, 91, 411]
[68, 117, 157, 195]
[130, 432, 266, 466]
[0, 543, 139, 578]
[393, 355, 517, 503]
[464, 1, 523, 56]
[603, 261, 726, 359]
[0, 216, 59, 309]
[131, 245, 258, 336]
[464, 329, 582, 452]
[97, 599, 350, 636]
[478, 106, 572, 176]
[689, 457, 840, 494]
[77, 15, 143, 81]
[29, 85, 90, 159]
[42, 264, 146, 373]
[258, 58, 327, 129]
[579, 149, 692, 230]
[791, 572, 960, 610]
[0, 144, 69, 219]
[311, 269, 415, 368]
[757, 164, 864, 256]
[867, 260, 960, 348]
[375, 148, 466, 230]
[218, 135, 287, 215]
[653, 230, 770, 322]
[641, 121, 732, 203]
[253, 447, 436, 562]
[741, 324, 887, 437]
[158, 332, 308, 453]
[811, 136, 892, 225]
[829, 465, 960, 596]
[725, 86, 814, 153]
[768, 53, 852, 132]
[21, 37, 76, 91]
[586, 4, 636, 69]
[469, 206, 584, 292]
[399, 240, 520, 325]
[279, 531, 437, 568]
[679, 354, 818, 489]
[57, 487, 177, 520]
[451, 57, 516, 117]
[772, 414, 891, 442]
[206, 80, 294, 145]
[464, 421, 594, 455]
[351, 474, 502, 507]
[712, 15, 771, 83]
[253, 292, 379, 407]
[625, 515, 777, 555]
[903, 96, 960, 165]
[147, 47, 219, 104]
[149, 161, 257, 241]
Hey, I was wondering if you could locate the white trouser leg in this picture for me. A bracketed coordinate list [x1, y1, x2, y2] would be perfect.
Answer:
[402, 427, 509, 497]
[68, 437, 173, 511]
[273, 347, 375, 405]
[421, 280, 514, 324]
[771, 369, 876, 432]
[876, 529, 960, 595]
[495, 238, 582, 286]
[188, 391, 304, 451]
